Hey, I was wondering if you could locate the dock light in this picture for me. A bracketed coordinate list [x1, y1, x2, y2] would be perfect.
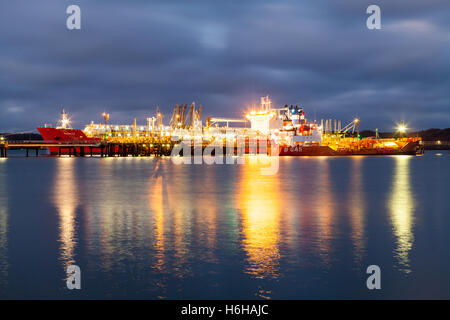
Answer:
[62, 118, 70, 127]
[397, 121, 407, 133]
[353, 118, 360, 123]
[102, 112, 110, 125]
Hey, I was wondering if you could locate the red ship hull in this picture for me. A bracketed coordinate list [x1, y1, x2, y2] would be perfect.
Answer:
[37, 127, 102, 155]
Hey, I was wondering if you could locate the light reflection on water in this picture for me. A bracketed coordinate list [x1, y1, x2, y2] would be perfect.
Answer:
[388, 156, 415, 274]
[348, 158, 365, 266]
[0, 164, 8, 291]
[53, 158, 78, 270]
[1, 152, 450, 299]
[314, 158, 335, 267]
[238, 163, 281, 281]
[150, 173, 166, 273]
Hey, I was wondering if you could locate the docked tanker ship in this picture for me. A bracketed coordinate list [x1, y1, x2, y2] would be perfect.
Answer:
[38, 110, 101, 155]
[37, 97, 423, 156]
[246, 97, 422, 156]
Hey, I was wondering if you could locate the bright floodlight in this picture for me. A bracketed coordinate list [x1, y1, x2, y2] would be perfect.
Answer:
[397, 123, 407, 133]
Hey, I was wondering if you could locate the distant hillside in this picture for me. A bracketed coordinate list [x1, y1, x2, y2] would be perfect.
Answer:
[415, 128, 450, 141]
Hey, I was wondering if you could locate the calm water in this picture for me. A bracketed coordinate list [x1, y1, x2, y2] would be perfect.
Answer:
[0, 151, 449, 299]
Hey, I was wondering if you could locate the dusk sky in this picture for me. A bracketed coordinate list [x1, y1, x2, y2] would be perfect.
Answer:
[0, 0, 449, 131]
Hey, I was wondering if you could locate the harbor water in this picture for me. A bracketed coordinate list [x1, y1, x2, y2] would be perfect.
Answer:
[0, 151, 449, 299]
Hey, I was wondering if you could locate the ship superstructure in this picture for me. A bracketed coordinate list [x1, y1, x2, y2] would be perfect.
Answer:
[246, 96, 322, 147]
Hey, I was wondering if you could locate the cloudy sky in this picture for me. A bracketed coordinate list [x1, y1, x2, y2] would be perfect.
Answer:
[0, 0, 449, 131]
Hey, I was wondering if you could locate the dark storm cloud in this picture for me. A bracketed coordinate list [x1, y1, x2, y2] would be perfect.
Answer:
[0, 0, 449, 131]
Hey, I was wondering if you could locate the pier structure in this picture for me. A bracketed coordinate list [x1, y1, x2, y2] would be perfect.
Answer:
[98, 135, 176, 157]
[0, 136, 181, 158]
[0, 137, 6, 158]
[1, 141, 100, 158]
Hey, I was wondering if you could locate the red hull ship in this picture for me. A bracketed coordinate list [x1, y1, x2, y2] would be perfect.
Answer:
[37, 127, 101, 155]
[37, 111, 102, 155]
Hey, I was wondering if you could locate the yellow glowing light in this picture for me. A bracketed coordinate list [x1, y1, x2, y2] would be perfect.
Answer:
[397, 125, 407, 133]
[384, 141, 398, 147]
[354, 118, 359, 123]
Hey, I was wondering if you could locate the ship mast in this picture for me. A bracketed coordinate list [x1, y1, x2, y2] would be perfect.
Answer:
[261, 95, 272, 111]
[57, 109, 71, 129]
